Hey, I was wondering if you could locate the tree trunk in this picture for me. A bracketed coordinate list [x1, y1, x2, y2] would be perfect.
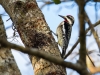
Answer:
[0, 16, 21, 75]
[0, 0, 66, 75]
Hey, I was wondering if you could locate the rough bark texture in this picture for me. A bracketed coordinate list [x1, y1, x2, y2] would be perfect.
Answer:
[0, 16, 21, 75]
[0, 0, 66, 75]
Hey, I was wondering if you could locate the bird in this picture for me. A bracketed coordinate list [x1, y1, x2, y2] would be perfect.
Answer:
[56, 15, 74, 58]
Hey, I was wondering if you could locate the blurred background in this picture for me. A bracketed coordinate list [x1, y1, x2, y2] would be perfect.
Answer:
[0, 0, 100, 75]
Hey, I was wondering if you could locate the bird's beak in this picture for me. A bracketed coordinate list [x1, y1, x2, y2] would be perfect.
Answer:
[58, 15, 66, 19]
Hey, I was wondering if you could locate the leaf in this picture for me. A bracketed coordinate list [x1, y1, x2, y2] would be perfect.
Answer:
[53, 0, 61, 4]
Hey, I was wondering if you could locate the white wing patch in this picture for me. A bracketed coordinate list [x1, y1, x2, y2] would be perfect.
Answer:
[61, 22, 66, 35]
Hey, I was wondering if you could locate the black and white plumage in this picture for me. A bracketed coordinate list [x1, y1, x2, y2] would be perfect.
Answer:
[56, 15, 74, 58]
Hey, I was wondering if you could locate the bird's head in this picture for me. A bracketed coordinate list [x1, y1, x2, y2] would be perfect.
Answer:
[59, 15, 74, 26]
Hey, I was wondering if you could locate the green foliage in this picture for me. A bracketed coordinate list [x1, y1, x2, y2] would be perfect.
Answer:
[52, 0, 61, 4]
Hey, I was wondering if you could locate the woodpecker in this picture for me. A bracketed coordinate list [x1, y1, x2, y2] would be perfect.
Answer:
[56, 15, 74, 58]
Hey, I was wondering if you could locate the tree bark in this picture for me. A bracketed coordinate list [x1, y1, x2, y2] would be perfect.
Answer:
[0, 0, 66, 75]
[0, 16, 21, 75]
[76, 0, 86, 66]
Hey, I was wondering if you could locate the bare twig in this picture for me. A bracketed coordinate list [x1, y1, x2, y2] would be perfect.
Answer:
[86, 31, 92, 36]
[85, 20, 100, 33]
[86, 51, 95, 67]
[51, 30, 57, 36]
[64, 39, 79, 59]
[85, 12, 100, 52]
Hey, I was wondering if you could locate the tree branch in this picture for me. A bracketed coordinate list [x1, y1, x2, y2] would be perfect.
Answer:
[0, 38, 92, 75]
[0, 15, 21, 75]
[64, 39, 79, 59]
[85, 12, 100, 52]
[0, 39, 81, 72]
[75, 0, 87, 70]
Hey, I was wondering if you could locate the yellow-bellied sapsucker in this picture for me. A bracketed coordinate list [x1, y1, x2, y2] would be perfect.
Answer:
[56, 15, 74, 58]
